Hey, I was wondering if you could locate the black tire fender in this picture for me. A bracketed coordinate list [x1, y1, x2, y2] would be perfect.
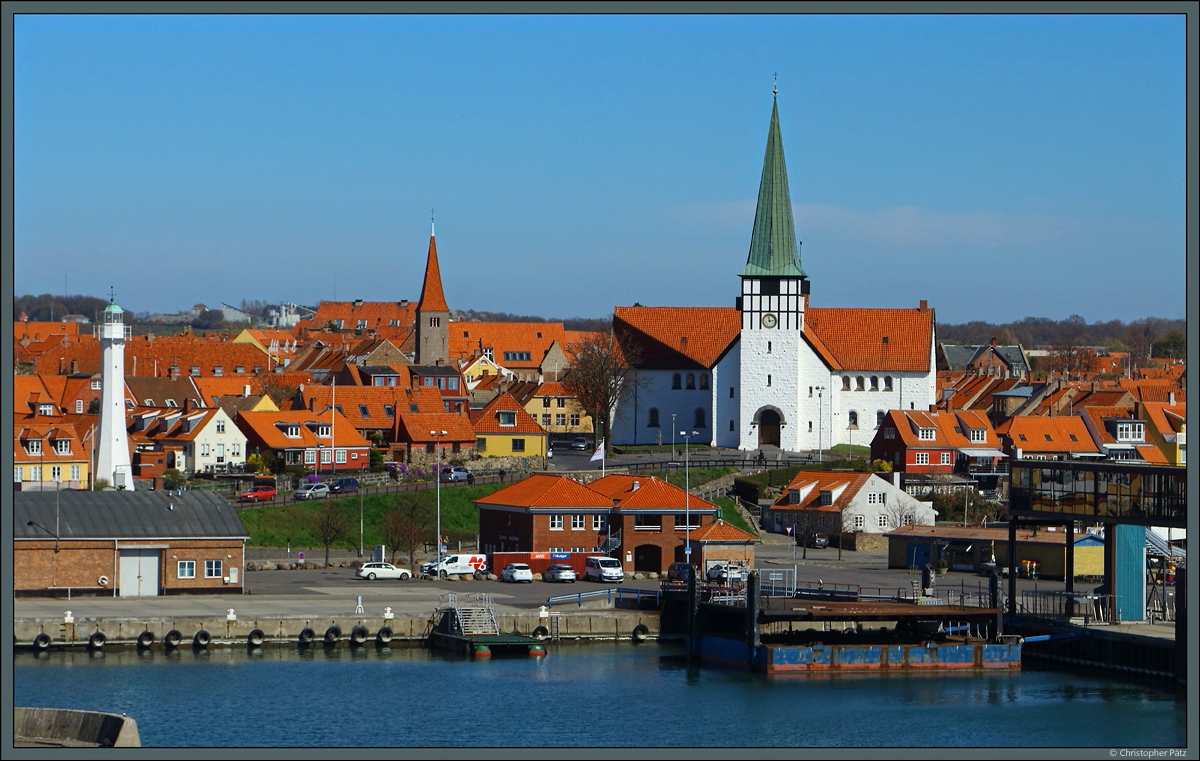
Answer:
[247, 628, 265, 647]
[163, 629, 182, 648]
[88, 631, 107, 649]
[324, 625, 342, 644]
[632, 624, 650, 642]
[376, 626, 393, 644]
[350, 625, 369, 645]
[136, 630, 155, 648]
[193, 629, 211, 648]
[33, 632, 52, 650]
[298, 627, 316, 645]
[532, 626, 549, 640]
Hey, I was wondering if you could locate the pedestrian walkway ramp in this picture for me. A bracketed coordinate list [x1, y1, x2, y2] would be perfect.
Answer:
[426, 593, 545, 659]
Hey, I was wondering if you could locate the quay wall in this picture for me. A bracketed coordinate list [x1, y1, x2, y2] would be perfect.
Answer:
[13, 610, 663, 649]
[13, 707, 141, 747]
[1008, 620, 1182, 683]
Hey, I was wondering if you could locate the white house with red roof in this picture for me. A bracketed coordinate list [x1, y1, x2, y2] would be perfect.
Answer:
[763, 470, 935, 538]
[612, 93, 937, 453]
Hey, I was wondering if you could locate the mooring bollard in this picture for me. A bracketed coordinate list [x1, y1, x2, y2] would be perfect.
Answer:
[356, 596, 364, 614]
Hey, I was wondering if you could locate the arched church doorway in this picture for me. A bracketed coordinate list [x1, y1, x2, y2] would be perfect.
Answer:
[758, 408, 781, 447]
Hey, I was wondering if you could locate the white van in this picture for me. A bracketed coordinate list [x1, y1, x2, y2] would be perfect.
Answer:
[421, 553, 488, 578]
[583, 556, 624, 583]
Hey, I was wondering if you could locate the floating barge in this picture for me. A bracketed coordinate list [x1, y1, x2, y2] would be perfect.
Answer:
[682, 572, 1021, 675]
[426, 592, 546, 659]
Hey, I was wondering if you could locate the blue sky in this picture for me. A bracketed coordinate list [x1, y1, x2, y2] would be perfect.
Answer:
[13, 13, 1187, 324]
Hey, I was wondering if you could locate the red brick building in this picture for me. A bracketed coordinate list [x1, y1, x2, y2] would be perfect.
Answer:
[15, 490, 249, 597]
[475, 473, 720, 574]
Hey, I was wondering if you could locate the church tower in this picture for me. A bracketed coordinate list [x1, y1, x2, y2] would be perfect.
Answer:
[416, 222, 450, 365]
[96, 300, 135, 489]
[737, 88, 811, 451]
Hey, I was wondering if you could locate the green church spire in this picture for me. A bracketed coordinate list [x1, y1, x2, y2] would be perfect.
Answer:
[739, 94, 805, 278]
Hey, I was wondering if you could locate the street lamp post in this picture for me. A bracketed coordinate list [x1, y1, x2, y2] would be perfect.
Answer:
[815, 386, 826, 462]
[680, 430, 698, 565]
[670, 414, 677, 460]
[431, 430, 447, 563]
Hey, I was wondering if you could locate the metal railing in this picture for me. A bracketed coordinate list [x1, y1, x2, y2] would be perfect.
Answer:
[1018, 590, 1118, 625]
[545, 587, 662, 610]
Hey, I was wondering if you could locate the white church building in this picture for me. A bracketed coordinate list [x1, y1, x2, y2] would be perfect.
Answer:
[611, 94, 937, 453]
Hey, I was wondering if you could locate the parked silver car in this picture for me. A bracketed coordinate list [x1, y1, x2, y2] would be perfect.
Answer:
[542, 564, 577, 583]
[293, 483, 331, 500]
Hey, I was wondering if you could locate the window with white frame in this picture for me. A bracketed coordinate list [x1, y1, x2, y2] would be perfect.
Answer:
[26, 440, 41, 455]
[556, 398, 566, 408]
[305, 449, 316, 464]
[76, 399, 84, 413]
[571, 514, 585, 530]
[499, 411, 516, 426]
[178, 561, 196, 579]
[549, 514, 564, 530]
[542, 397, 551, 408]
[918, 428, 936, 441]
[231, 443, 240, 456]
[1116, 422, 1144, 442]
[55, 439, 71, 455]
[317, 425, 330, 438]
[592, 514, 606, 531]
[51, 466, 61, 481]
[867, 493, 879, 504]
[878, 514, 889, 529]
[30, 466, 42, 481]
[940, 452, 951, 465]
[852, 515, 865, 530]
[236, 366, 245, 374]
[216, 420, 226, 433]
[200, 443, 210, 456]
[548, 546, 564, 553]
[555, 414, 566, 426]
[70, 465, 80, 481]
[286, 425, 300, 438]
[335, 449, 346, 464]
[205, 560, 223, 578]
[542, 414, 551, 426]
[14, 466, 22, 482]
[320, 448, 332, 464]
[91, 379, 101, 390]
[969, 428, 986, 443]
[214, 366, 223, 376]
[915, 452, 930, 465]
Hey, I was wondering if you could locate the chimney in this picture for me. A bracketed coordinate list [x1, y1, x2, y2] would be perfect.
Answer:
[184, 398, 192, 414]
[990, 336, 997, 348]
[354, 299, 363, 307]
[631, 480, 640, 491]
[1168, 391, 1176, 405]
[919, 299, 928, 312]
[242, 384, 250, 397]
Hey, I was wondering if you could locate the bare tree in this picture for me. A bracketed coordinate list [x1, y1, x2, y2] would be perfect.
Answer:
[882, 499, 928, 530]
[313, 501, 350, 566]
[381, 494, 431, 569]
[562, 329, 646, 454]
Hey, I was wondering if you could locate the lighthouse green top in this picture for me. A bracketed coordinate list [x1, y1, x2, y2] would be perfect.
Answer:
[739, 96, 805, 278]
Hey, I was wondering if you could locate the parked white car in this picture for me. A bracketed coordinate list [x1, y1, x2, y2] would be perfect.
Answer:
[500, 563, 534, 583]
[355, 562, 412, 580]
[293, 483, 331, 500]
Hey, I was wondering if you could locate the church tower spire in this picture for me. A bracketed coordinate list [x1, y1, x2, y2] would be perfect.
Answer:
[739, 93, 805, 278]
[416, 218, 449, 365]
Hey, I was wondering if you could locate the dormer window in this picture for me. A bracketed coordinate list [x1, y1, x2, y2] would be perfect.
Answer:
[285, 425, 300, 438]
[214, 366, 223, 376]
[818, 490, 833, 506]
[55, 439, 71, 455]
[918, 428, 936, 441]
[38, 403, 54, 415]
[318, 425, 331, 438]
[190, 366, 200, 376]
[26, 440, 42, 455]
[499, 411, 517, 427]
[165, 399, 177, 407]
[384, 405, 395, 417]
[357, 319, 367, 329]
[91, 379, 101, 390]
[359, 405, 370, 418]
[969, 429, 986, 443]
[1116, 422, 1144, 442]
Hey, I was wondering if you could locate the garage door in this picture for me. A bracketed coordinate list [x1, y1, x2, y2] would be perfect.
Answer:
[119, 548, 161, 597]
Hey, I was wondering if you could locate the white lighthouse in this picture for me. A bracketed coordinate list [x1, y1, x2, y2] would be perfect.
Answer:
[96, 301, 134, 490]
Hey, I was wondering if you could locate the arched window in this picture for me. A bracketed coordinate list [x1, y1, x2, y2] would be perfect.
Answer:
[648, 408, 660, 428]
[672, 373, 682, 390]
[848, 410, 858, 428]
[694, 408, 706, 428]
[699, 374, 709, 390]
[884, 376, 893, 391]
[870, 376, 879, 391]
[876, 410, 885, 427]
[686, 373, 696, 390]
[842, 376, 851, 391]
[856, 376, 865, 391]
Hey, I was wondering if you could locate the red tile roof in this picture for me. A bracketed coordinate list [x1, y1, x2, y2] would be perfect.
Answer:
[588, 474, 717, 511]
[449, 322, 569, 370]
[767, 471, 873, 512]
[613, 306, 741, 369]
[474, 474, 614, 508]
[995, 415, 1100, 455]
[805, 306, 934, 372]
[471, 392, 546, 435]
[235, 410, 371, 450]
[689, 519, 756, 542]
[395, 411, 478, 444]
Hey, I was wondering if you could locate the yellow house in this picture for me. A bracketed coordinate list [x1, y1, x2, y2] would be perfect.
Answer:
[1137, 400, 1186, 466]
[461, 353, 509, 386]
[470, 392, 547, 458]
[521, 381, 593, 441]
[14, 422, 91, 490]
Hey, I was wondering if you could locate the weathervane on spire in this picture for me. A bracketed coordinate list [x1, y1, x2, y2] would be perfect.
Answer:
[109, 285, 115, 304]
[431, 207, 435, 236]
[773, 72, 778, 96]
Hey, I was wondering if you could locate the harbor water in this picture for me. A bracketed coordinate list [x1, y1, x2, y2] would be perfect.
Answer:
[13, 642, 1185, 748]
